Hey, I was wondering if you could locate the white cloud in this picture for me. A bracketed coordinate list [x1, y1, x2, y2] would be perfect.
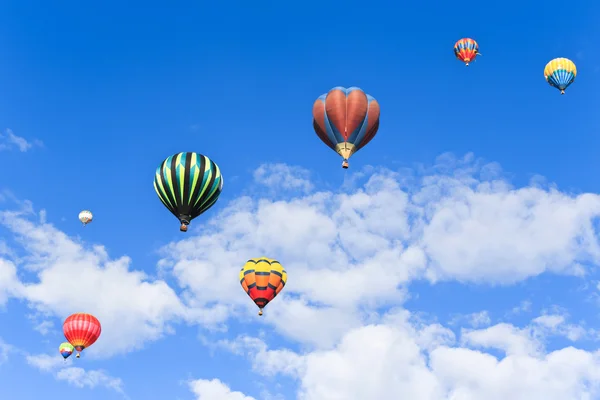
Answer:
[33, 320, 54, 335]
[56, 367, 125, 394]
[219, 311, 600, 400]
[211, 335, 305, 378]
[189, 378, 255, 400]
[532, 312, 594, 342]
[4, 154, 600, 398]
[461, 323, 542, 357]
[0, 129, 42, 152]
[167, 156, 600, 399]
[449, 311, 492, 328]
[26, 312, 56, 335]
[26, 353, 68, 371]
[468, 311, 492, 327]
[0, 258, 21, 306]
[159, 155, 600, 348]
[26, 353, 126, 395]
[507, 300, 532, 317]
[0, 337, 12, 365]
[0, 210, 189, 358]
[253, 163, 313, 192]
[39, 209, 47, 224]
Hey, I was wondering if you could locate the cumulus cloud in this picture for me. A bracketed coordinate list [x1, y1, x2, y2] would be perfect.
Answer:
[0, 210, 189, 358]
[32, 320, 54, 335]
[189, 378, 255, 400]
[56, 368, 125, 394]
[461, 322, 542, 357]
[0, 258, 20, 305]
[3, 153, 600, 398]
[507, 300, 533, 317]
[0, 337, 13, 365]
[253, 163, 313, 193]
[532, 311, 596, 342]
[210, 335, 305, 378]
[0, 129, 42, 152]
[217, 311, 600, 400]
[26, 353, 64, 372]
[159, 154, 600, 347]
[449, 311, 492, 328]
[26, 353, 126, 396]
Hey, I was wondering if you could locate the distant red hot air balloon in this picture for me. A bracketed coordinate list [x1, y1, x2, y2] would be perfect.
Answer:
[313, 86, 380, 169]
[63, 313, 101, 358]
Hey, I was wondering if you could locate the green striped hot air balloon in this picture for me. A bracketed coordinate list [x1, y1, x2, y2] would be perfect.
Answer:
[153, 152, 223, 232]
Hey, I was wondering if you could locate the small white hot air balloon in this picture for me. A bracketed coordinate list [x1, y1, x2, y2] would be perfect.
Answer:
[78, 210, 93, 226]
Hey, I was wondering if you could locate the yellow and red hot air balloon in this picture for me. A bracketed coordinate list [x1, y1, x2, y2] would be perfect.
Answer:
[454, 38, 481, 66]
[240, 257, 287, 316]
[63, 313, 101, 358]
[313, 87, 380, 169]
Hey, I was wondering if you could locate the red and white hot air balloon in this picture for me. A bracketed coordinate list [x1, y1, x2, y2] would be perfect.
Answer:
[63, 313, 101, 358]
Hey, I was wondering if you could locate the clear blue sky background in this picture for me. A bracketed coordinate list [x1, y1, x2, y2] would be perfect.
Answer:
[0, 0, 600, 399]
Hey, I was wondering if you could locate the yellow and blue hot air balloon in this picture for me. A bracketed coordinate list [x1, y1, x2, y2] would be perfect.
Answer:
[544, 58, 577, 95]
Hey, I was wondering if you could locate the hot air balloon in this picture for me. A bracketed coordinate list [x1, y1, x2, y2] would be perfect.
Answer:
[454, 38, 481, 66]
[63, 313, 101, 358]
[313, 87, 380, 169]
[154, 152, 223, 232]
[78, 210, 93, 226]
[544, 57, 577, 94]
[59, 342, 74, 360]
[240, 257, 287, 316]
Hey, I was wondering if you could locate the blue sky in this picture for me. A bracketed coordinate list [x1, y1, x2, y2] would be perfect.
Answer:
[1, 0, 600, 399]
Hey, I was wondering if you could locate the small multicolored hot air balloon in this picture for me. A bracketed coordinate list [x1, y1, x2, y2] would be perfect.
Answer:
[154, 152, 223, 232]
[78, 210, 93, 226]
[63, 313, 101, 358]
[240, 257, 287, 316]
[313, 87, 380, 169]
[454, 38, 481, 66]
[544, 57, 577, 95]
[59, 342, 74, 360]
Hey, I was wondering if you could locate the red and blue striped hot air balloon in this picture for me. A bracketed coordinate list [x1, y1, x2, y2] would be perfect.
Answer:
[454, 38, 481, 66]
[312, 87, 380, 169]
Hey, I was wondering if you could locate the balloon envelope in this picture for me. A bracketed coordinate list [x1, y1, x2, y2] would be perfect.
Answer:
[312, 87, 380, 168]
[154, 152, 223, 232]
[63, 313, 101, 357]
[59, 342, 74, 359]
[454, 38, 480, 65]
[240, 257, 287, 315]
[78, 210, 93, 225]
[544, 57, 576, 94]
